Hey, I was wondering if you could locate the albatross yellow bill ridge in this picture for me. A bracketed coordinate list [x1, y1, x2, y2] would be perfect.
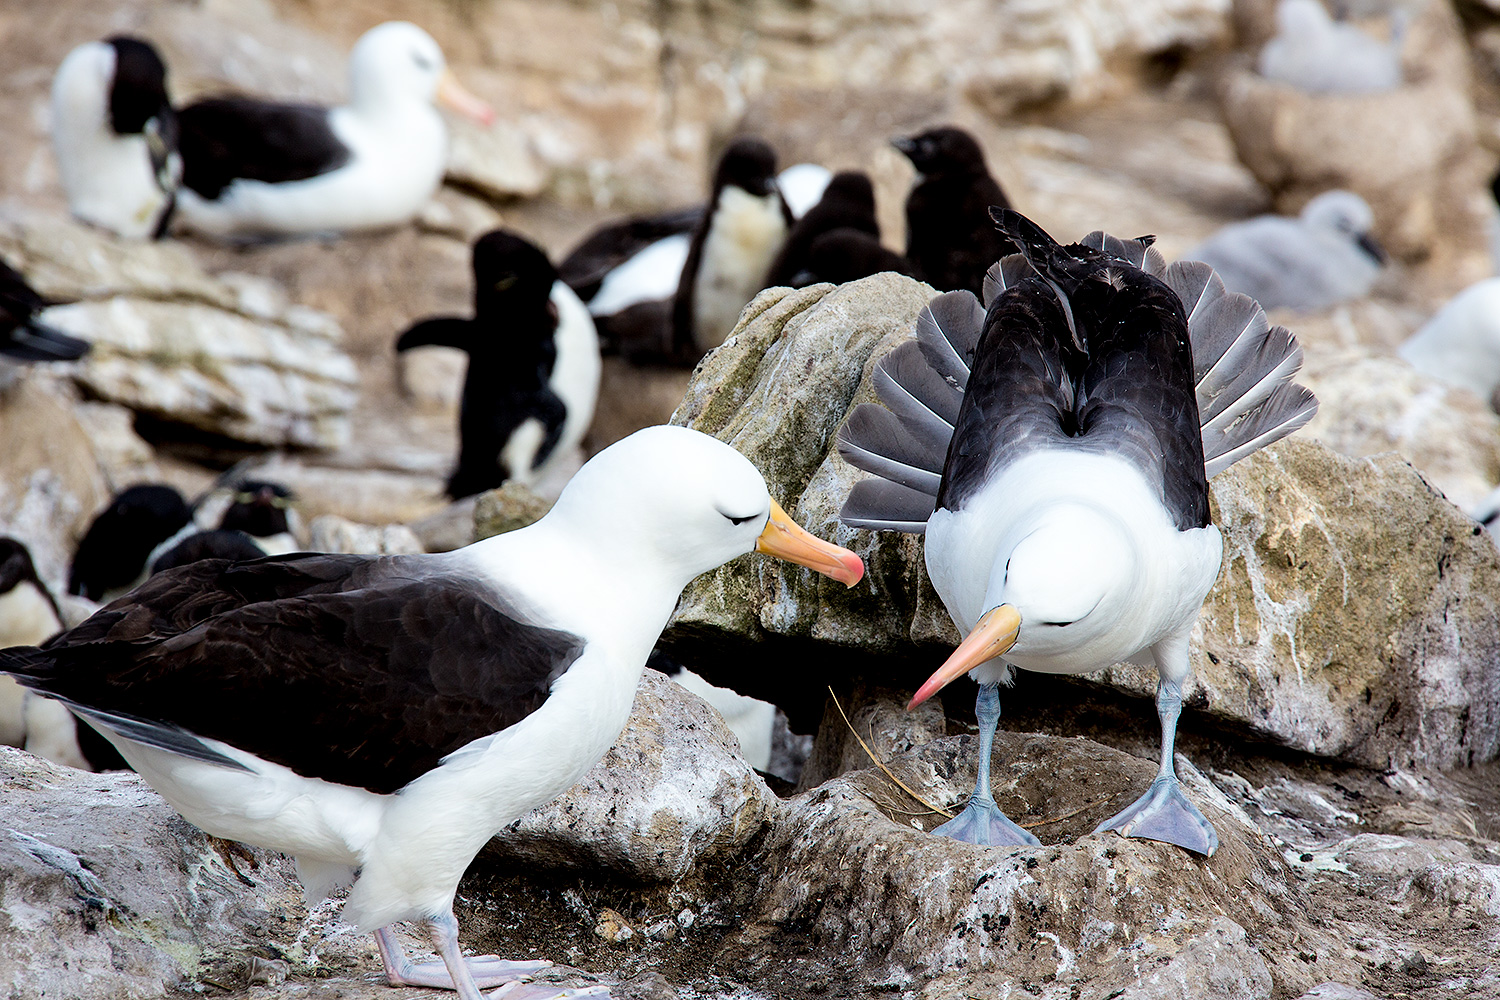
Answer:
[837, 209, 1318, 855]
[0, 425, 863, 1000]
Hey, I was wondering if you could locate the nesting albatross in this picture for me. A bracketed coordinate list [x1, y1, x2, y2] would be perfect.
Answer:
[1, 426, 863, 999]
[838, 210, 1317, 855]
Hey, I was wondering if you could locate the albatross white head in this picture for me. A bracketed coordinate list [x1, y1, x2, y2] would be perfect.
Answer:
[347, 21, 493, 125]
[909, 504, 1135, 708]
[540, 425, 864, 596]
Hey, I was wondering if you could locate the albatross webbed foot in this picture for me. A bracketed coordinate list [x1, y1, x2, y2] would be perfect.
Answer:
[374, 921, 550, 998]
[491, 982, 614, 998]
[934, 794, 1041, 847]
[1094, 774, 1217, 856]
[930, 683, 1040, 847]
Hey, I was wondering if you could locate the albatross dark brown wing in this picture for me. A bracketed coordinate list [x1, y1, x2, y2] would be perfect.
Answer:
[2, 553, 584, 794]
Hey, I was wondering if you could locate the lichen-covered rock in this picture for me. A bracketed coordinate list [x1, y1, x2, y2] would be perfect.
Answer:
[1218, 0, 1489, 282]
[445, 117, 548, 202]
[0, 375, 112, 594]
[483, 670, 781, 884]
[664, 274, 1500, 770]
[0, 746, 308, 1000]
[474, 481, 554, 540]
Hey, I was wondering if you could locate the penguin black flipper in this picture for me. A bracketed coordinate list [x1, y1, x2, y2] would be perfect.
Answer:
[394, 317, 474, 353]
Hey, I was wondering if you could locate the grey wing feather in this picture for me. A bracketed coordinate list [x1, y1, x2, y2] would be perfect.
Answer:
[1162, 255, 1318, 475]
[875, 341, 962, 427]
[982, 254, 1036, 309]
[1203, 383, 1318, 478]
[836, 405, 944, 495]
[1164, 259, 1230, 345]
[839, 478, 936, 534]
[915, 290, 985, 387]
[1081, 231, 1168, 277]
[835, 293, 983, 531]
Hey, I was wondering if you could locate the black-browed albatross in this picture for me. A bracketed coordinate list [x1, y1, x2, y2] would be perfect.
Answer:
[838, 209, 1317, 855]
[1, 425, 864, 1000]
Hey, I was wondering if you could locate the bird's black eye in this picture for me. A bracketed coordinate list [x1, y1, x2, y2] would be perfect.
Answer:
[723, 512, 757, 526]
[1040, 620, 1075, 628]
[413, 52, 435, 71]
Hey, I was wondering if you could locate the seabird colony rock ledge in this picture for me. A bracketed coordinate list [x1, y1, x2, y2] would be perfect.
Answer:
[660, 273, 1500, 771]
[0, 210, 358, 450]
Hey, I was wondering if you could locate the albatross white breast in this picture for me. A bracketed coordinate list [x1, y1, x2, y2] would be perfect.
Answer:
[0, 425, 863, 1000]
[838, 209, 1318, 855]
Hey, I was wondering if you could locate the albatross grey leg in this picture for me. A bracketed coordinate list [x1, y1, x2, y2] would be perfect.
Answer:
[1094, 674, 1218, 856]
[931, 683, 1041, 847]
[373, 915, 549, 996]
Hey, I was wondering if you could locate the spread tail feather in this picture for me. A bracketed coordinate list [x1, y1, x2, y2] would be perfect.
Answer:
[836, 404, 944, 496]
[1080, 231, 1168, 277]
[3, 321, 90, 362]
[839, 478, 935, 533]
[982, 255, 1035, 310]
[914, 290, 985, 389]
[1203, 382, 1318, 478]
[838, 230, 1320, 536]
[1167, 258, 1315, 474]
[836, 293, 982, 533]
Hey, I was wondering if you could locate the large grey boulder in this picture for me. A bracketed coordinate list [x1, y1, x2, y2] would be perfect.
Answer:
[663, 274, 1500, 770]
[485, 670, 781, 885]
[0, 210, 358, 450]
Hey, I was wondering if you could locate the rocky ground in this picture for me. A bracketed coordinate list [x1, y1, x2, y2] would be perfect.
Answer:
[3, 0, 1500, 998]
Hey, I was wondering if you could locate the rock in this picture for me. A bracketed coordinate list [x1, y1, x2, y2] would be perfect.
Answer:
[796, 683, 949, 791]
[728, 731, 1334, 997]
[50, 297, 358, 450]
[662, 273, 1500, 770]
[1298, 346, 1500, 509]
[0, 746, 312, 1000]
[0, 210, 359, 451]
[305, 515, 424, 555]
[445, 117, 549, 203]
[483, 670, 781, 884]
[243, 456, 449, 530]
[1294, 986, 1380, 1000]
[1218, 0, 1490, 284]
[1116, 918, 1273, 1000]
[0, 375, 112, 595]
[474, 481, 555, 539]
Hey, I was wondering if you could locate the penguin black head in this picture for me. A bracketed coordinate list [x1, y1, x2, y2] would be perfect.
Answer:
[104, 36, 173, 137]
[69, 484, 193, 600]
[891, 126, 988, 177]
[0, 537, 45, 598]
[818, 171, 877, 214]
[150, 529, 267, 575]
[714, 137, 780, 198]
[218, 480, 295, 539]
[472, 229, 559, 319]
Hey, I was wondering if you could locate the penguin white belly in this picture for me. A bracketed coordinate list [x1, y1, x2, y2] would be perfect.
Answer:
[692, 187, 787, 352]
[544, 282, 602, 473]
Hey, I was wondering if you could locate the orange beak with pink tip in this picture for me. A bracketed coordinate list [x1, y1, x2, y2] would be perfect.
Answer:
[436, 70, 495, 127]
[907, 604, 1021, 710]
[754, 499, 864, 587]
